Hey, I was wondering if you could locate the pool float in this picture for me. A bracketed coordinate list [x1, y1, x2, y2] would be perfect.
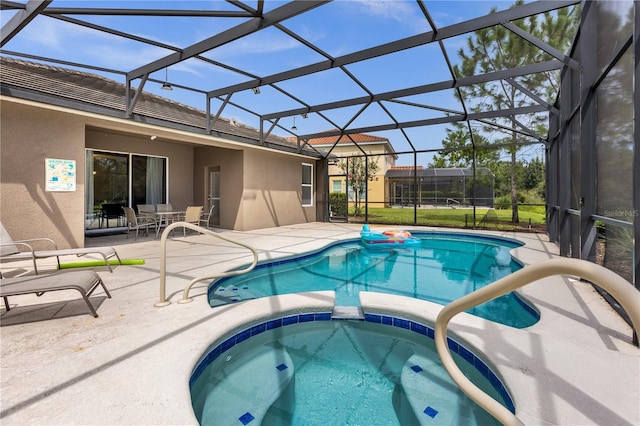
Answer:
[360, 224, 421, 249]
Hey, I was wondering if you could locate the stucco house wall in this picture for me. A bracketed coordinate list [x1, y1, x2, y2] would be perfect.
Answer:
[193, 146, 317, 231]
[1, 96, 322, 247]
[85, 128, 195, 212]
[325, 142, 395, 208]
[193, 146, 244, 231]
[240, 149, 317, 230]
[1, 99, 87, 248]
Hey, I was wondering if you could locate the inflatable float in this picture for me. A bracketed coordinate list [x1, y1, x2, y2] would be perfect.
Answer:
[360, 224, 421, 249]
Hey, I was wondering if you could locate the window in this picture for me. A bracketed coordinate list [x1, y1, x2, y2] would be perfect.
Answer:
[85, 149, 167, 229]
[131, 154, 167, 209]
[302, 163, 313, 206]
[332, 179, 342, 193]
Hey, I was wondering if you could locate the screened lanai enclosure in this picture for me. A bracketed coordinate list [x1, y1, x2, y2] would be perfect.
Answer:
[386, 167, 494, 208]
[1, 0, 639, 330]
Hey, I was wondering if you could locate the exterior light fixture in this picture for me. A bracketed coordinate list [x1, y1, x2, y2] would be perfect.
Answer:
[291, 116, 297, 131]
[161, 68, 173, 91]
[252, 87, 260, 94]
[301, 113, 308, 119]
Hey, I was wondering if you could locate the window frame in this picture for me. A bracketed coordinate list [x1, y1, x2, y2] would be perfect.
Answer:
[301, 162, 313, 207]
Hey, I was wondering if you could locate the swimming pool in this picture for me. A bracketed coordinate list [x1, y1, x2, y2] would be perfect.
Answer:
[210, 232, 539, 328]
[190, 313, 514, 425]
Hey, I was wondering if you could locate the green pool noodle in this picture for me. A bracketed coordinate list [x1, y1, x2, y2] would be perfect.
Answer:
[58, 259, 145, 269]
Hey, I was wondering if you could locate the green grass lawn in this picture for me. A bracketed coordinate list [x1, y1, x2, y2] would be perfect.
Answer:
[347, 206, 546, 231]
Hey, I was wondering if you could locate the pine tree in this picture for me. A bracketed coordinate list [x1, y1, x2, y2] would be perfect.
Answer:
[453, 0, 579, 222]
[430, 122, 498, 168]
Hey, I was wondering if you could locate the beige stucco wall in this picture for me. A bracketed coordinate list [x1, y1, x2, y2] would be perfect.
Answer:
[326, 143, 394, 207]
[327, 144, 394, 176]
[241, 149, 316, 230]
[85, 128, 194, 211]
[193, 146, 244, 230]
[1, 96, 323, 245]
[1, 100, 86, 247]
[194, 147, 318, 231]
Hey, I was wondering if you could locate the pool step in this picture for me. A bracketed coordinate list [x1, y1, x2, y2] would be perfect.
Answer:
[331, 305, 364, 320]
[199, 345, 294, 425]
[400, 353, 472, 425]
[400, 354, 496, 425]
[210, 285, 262, 306]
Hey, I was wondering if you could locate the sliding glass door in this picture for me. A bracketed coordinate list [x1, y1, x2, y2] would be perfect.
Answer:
[85, 149, 167, 230]
[132, 155, 166, 209]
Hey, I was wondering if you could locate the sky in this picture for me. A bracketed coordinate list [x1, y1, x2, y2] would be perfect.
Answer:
[1, 0, 550, 165]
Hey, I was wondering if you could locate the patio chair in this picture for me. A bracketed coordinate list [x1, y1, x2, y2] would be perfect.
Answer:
[100, 203, 125, 228]
[0, 270, 111, 317]
[155, 203, 173, 212]
[0, 222, 122, 276]
[199, 205, 215, 228]
[137, 204, 156, 215]
[182, 206, 203, 236]
[123, 206, 156, 240]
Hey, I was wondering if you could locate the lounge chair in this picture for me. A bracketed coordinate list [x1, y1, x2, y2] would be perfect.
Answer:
[0, 271, 111, 317]
[0, 222, 122, 275]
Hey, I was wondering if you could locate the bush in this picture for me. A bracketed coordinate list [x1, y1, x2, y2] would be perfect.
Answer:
[495, 195, 511, 209]
[329, 192, 347, 217]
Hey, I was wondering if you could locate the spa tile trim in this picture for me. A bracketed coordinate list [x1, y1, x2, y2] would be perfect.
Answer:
[189, 311, 515, 414]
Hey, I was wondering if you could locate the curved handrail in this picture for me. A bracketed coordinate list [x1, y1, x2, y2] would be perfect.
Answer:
[434, 257, 640, 426]
[155, 222, 259, 307]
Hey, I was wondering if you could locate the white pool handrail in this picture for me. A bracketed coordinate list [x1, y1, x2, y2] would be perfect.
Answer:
[434, 257, 640, 426]
[155, 221, 259, 307]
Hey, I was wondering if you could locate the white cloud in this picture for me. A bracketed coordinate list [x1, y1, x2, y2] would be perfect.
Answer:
[349, 0, 415, 21]
[12, 15, 211, 78]
[339, 0, 427, 31]
[17, 16, 94, 50]
[207, 32, 302, 61]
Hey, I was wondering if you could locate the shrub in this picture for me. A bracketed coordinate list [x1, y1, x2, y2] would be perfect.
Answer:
[329, 192, 347, 217]
[495, 195, 511, 209]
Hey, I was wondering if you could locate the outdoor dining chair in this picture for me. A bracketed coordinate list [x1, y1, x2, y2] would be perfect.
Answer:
[199, 205, 215, 228]
[182, 206, 203, 236]
[122, 206, 156, 240]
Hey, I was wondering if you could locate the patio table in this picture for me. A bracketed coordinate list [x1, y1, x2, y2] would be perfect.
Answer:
[154, 211, 185, 238]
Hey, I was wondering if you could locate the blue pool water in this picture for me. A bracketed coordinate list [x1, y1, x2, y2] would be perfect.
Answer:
[210, 232, 539, 328]
[190, 315, 513, 425]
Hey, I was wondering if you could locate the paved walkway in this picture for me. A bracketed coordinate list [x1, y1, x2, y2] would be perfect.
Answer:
[0, 223, 637, 425]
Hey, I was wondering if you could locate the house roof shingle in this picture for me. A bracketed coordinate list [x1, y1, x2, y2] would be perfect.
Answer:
[304, 132, 389, 146]
[0, 57, 315, 156]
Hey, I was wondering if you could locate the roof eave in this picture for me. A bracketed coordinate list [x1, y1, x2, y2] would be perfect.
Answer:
[1, 84, 323, 159]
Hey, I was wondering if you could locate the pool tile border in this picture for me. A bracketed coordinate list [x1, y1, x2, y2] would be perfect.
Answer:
[189, 311, 515, 415]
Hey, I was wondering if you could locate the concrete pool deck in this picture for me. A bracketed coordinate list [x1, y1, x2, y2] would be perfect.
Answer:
[0, 222, 638, 425]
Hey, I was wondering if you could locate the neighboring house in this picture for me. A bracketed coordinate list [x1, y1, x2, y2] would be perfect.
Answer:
[386, 166, 495, 207]
[0, 58, 327, 247]
[304, 133, 397, 210]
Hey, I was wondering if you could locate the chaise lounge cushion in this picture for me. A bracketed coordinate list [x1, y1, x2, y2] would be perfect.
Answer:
[0, 271, 111, 317]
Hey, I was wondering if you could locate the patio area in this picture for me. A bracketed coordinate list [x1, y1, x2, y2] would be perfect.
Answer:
[0, 223, 637, 425]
